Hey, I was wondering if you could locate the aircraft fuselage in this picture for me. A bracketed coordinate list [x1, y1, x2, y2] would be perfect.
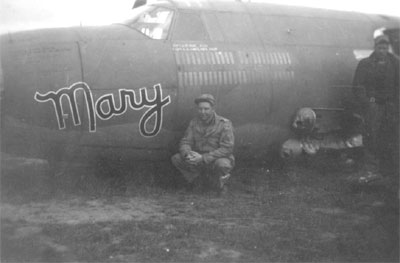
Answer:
[1, 0, 399, 163]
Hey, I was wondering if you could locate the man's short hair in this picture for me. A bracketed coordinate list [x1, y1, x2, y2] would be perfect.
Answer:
[194, 94, 215, 106]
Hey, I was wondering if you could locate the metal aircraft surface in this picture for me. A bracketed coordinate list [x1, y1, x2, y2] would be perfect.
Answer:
[1, 0, 399, 165]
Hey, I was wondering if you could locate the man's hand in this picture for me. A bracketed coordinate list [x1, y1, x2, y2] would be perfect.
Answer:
[186, 151, 203, 165]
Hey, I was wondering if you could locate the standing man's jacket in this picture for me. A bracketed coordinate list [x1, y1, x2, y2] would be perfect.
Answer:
[179, 113, 234, 164]
[353, 51, 399, 105]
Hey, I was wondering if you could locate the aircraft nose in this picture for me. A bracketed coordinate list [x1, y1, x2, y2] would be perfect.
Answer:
[0, 28, 84, 124]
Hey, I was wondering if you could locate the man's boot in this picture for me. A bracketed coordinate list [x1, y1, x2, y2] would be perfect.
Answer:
[219, 174, 231, 195]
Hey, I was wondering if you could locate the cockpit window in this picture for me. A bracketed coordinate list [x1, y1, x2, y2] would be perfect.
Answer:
[122, 6, 174, 40]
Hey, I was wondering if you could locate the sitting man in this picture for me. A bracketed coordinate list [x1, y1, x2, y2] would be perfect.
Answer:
[171, 94, 235, 194]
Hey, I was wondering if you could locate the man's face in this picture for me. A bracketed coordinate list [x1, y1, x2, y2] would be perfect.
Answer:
[375, 43, 389, 59]
[197, 101, 214, 122]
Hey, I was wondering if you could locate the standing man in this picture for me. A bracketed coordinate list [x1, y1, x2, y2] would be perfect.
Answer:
[352, 34, 399, 182]
[171, 94, 234, 194]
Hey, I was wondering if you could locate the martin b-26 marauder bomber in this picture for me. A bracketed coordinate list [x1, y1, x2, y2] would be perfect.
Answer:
[1, 0, 399, 165]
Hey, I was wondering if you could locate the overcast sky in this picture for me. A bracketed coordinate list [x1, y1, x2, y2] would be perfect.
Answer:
[0, 0, 399, 34]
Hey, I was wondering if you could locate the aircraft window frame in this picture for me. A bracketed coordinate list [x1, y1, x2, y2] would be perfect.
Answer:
[121, 5, 175, 40]
[171, 11, 209, 41]
[202, 12, 225, 42]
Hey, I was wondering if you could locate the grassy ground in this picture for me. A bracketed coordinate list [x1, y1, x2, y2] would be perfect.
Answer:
[1, 153, 399, 262]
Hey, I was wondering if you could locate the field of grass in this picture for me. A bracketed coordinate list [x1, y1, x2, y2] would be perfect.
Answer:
[1, 154, 399, 262]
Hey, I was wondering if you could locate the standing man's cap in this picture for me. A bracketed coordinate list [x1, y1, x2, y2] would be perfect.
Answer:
[195, 94, 215, 106]
[374, 35, 390, 45]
